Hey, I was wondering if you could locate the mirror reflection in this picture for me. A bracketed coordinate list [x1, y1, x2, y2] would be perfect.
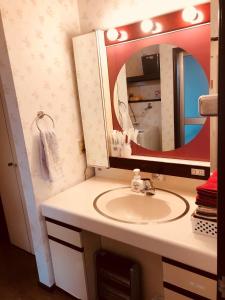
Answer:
[114, 44, 209, 151]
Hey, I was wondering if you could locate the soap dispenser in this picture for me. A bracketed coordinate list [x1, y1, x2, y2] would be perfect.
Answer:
[131, 169, 143, 192]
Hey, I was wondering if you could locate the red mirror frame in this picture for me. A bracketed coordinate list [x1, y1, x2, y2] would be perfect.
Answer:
[105, 3, 211, 162]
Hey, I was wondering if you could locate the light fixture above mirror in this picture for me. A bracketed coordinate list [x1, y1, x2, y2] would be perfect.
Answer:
[182, 6, 204, 24]
[106, 28, 119, 41]
[140, 19, 154, 33]
[105, 3, 210, 46]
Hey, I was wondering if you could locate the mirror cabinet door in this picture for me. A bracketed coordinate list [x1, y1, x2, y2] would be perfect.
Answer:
[73, 30, 112, 168]
[107, 21, 211, 163]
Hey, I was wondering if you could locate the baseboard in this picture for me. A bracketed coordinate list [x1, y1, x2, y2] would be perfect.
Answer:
[38, 281, 55, 292]
[11, 244, 35, 256]
[38, 282, 79, 299]
[54, 286, 80, 299]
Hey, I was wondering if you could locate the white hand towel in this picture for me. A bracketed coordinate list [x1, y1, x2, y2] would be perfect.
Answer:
[120, 110, 134, 131]
[39, 128, 63, 182]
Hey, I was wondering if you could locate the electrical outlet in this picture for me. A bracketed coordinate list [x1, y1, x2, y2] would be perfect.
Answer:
[191, 168, 205, 176]
[78, 139, 85, 153]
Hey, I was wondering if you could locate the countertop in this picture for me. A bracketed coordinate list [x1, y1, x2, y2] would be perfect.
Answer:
[41, 176, 217, 274]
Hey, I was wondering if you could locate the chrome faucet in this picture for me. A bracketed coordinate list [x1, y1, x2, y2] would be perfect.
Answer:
[141, 178, 155, 195]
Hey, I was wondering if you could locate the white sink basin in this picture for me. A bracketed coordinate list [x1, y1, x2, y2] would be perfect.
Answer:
[94, 187, 189, 224]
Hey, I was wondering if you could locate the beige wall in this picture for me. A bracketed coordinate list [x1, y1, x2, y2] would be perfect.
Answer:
[0, 0, 84, 286]
[1, 0, 85, 200]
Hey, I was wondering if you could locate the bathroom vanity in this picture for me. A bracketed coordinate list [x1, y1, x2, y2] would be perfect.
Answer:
[41, 176, 217, 299]
[41, 1, 221, 299]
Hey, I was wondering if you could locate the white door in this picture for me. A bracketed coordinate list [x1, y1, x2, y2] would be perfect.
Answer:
[0, 96, 31, 252]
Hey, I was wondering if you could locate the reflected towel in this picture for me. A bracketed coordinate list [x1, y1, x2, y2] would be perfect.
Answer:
[120, 110, 133, 131]
[39, 129, 63, 182]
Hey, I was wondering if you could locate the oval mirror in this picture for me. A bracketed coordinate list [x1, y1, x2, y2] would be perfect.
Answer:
[113, 44, 209, 152]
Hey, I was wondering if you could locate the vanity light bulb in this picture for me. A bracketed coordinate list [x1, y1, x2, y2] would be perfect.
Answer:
[182, 6, 198, 23]
[107, 28, 119, 41]
[117, 30, 128, 41]
[140, 19, 154, 33]
[152, 22, 163, 34]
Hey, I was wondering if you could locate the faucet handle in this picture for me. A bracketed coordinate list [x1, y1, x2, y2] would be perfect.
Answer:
[141, 178, 155, 195]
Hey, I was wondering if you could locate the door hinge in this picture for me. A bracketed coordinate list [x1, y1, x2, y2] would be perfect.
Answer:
[218, 276, 225, 298]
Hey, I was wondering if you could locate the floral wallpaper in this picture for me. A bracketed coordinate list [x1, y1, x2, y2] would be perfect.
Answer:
[0, 0, 84, 286]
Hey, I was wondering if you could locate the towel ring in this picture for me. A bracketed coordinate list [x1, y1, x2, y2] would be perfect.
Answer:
[36, 111, 55, 132]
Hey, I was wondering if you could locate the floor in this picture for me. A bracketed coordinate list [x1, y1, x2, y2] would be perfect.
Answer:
[0, 241, 74, 300]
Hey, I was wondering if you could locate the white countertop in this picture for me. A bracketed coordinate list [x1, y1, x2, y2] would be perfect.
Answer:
[41, 176, 217, 274]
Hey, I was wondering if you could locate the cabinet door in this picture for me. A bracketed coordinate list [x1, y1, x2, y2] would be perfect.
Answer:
[0, 96, 31, 252]
[49, 240, 88, 299]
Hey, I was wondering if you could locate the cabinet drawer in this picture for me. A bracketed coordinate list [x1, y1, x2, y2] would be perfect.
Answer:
[163, 262, 216, 299]
[49, 239, 88, 299]
[164, 288, 191, 300]
[46, 219, 82, 248]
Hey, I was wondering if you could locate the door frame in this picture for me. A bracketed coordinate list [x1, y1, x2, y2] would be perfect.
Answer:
[0, 11, 55, 285]
[217, 0, 225, 299]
